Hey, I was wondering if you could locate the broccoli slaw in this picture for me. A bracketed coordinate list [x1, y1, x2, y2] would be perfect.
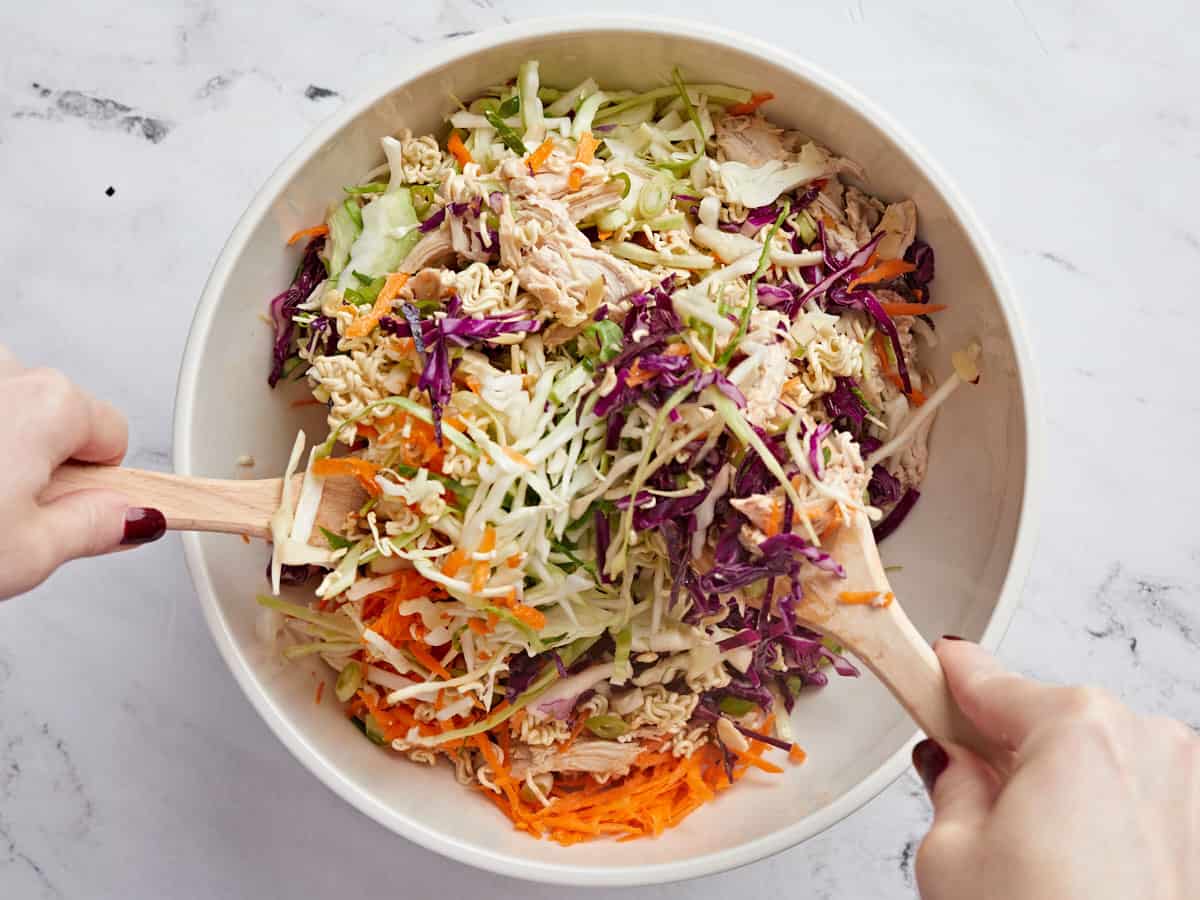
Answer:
[259, 62, 979, 845]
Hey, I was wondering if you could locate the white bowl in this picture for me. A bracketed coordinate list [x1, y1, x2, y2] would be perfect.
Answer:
[174, 16, 1038, 886]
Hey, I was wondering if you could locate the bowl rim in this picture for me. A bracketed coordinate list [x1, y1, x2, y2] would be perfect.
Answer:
[173, 14, 1041, 887]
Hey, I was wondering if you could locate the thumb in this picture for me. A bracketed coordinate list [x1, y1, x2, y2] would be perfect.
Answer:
[936, 638, 1066, 751]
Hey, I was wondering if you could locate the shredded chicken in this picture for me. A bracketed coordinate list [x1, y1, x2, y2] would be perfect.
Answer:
[716, 114, 788, 167]
[874, 200, 917, 260]
[509, 739, 644, 779]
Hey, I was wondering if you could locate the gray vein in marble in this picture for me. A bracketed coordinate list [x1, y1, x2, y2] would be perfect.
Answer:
[1008, 0, 1049, 55]
[1037, 250, 1081, 273]
[13, 84, 171, 144]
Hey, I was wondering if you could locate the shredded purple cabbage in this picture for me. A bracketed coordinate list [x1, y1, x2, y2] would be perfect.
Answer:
[873, 487, 920, 542]
[267, 237, 327, 387]
[824, 377, 867, 437]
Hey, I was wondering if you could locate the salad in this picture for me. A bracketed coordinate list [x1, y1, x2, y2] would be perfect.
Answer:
[260, 62, 979, 845]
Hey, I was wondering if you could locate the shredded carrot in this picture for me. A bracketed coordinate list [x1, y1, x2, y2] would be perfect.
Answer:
[312, 456, 382, 497]
[726, 91, 775, 116]
[625, 358, 653, 388]
[763, 498, 783, 538]
[467, 617, 493, 636]
[345, 272, 409, 339]
[879, 301, 948, 317]
[442, 547, 469, 578]
[527, 138, 555, 173]
[596, 229, 613, 241]
[447, 131, 472, 168]
[847, 258, 916, 290]
[286, 223, 329, 246]
[478, 526, 497, 553]
[289, 397, 326, 408]
[664, 342, 691, 357]
[409, 642, 452, 679]
[314, 681, 325, 704]
[789, 744, 808, 765]
[509, 604, 546, 631]
[505, 552, 524, 569]
[568, 131, 600, 191]
[502, 447, 534, 469]
[470, 560, 490, 593]
[240, 533, 251, 545]
[375, 410, 444, 471]
[839, 590, 881, 605]
[475, 740, 777, 845]
[880, 592, 896, 607]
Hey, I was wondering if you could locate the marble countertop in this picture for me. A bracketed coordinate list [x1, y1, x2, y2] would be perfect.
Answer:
[2, 0, 1197, 896]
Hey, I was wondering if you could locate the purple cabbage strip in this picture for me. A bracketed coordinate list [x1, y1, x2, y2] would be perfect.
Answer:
[873, 487, 920, 542]
[798, 232, 883, 306]
[759, 533, 847, 578]
[868, 464, 903, 508]
[419, 207, 446, 233]
[807, 422, 832, 479]
[823, 377, 867, 436]
[267, 237, 327, 387]
[594, 507, 611, 584]
[860, 291, 912, 393]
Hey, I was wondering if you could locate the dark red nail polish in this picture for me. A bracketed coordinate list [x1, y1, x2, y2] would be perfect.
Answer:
[912, 738, 949, 793]
[121, 507, 166, 545]
[941, 634, 965, 641]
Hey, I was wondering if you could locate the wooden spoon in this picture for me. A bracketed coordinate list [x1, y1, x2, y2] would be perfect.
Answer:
[794, 510, 1004, 766]
[48, 464, 999, 762]
[43, 462, 367, 544]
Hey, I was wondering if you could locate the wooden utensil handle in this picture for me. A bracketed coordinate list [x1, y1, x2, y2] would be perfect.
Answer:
[832, 603, 1007, 771]
[43, 462, 284, 539]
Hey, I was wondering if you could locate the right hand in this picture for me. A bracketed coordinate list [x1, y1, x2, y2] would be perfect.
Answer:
[913, 639, 1199, 900]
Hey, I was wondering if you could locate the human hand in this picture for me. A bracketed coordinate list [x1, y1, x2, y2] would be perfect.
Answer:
[912, 638, 1199, 900]
[0, 346, 163, 600]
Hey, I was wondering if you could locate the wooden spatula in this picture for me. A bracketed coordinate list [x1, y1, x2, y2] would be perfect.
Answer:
[43, 462, 367, 544]
[795, 510, 1005, 766]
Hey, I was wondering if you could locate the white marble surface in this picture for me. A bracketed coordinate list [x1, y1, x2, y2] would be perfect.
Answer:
[2, 0, 1198, 896]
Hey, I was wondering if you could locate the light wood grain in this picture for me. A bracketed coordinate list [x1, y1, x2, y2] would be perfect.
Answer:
[795, 512, 1006, 768]
[42, 463, 367, 544]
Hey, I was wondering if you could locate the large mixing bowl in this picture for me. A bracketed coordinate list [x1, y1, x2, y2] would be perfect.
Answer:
[174, 16, 1038, 886]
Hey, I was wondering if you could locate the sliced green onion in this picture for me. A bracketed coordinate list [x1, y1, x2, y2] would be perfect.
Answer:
[411, 184, 436, 218]
[580, 319, 623, 363]
[717, 199, 790, 367]
[795, 210, 818, 246]
[647, 212, 686, 232]
[595, 207, 630, 233]
[610, 171, 632, 198]
[318, 526, 355, 551]
[637, 179, 670, 218]
[344, 182, 389, 195]
[335, 661, 365, 702]
[497, 94, 520, 117]
[584, 715, 630, 739]
[343, 198, 363, 230]
[484, 108, 528, 155]
[255, 595, 358, 638]
[718, 696, 756, 717]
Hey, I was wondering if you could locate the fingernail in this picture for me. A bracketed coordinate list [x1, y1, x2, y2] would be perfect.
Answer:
[121, 507, 166, 545]
[912, 738, 949, 793]
[941, 634, 965, 641]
